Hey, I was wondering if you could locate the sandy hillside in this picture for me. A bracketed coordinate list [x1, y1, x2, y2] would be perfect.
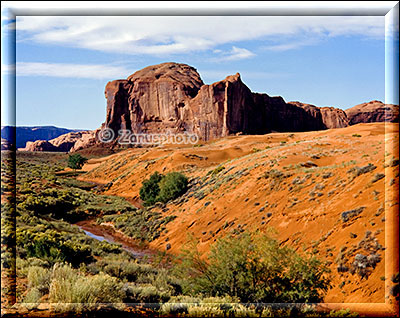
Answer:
[79, 123, 399, 305]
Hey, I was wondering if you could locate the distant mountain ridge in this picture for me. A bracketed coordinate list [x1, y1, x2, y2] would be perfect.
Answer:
[1, 126, 85, 149]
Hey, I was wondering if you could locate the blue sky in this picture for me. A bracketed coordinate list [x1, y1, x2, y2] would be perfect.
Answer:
[1, 13, 397, 130]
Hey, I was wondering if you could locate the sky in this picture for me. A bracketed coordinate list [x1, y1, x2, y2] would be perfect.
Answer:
[1, 3, 398, 130]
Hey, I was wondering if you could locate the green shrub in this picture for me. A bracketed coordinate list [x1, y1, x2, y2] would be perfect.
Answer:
[208, 166, 225, 176]
[176, 231, 331, 303]
[157, 172, 188, 203]
[98, 210, 176, 242]
[67, 154, 88, 171]
[17, 229, 93, 266]
[101, 261, 143, 282]
[328, 308, 358, 317]
[139, 172, 188, 205]
[19, 188, 79, 216]
[139, 172, 163, 205]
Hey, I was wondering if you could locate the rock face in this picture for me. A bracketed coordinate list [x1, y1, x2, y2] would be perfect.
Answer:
[187, 73, 266, 139]
[23, 140, 59, 152]
[105, 63, 204, 135]
[21, 131, 94, 152]
[345, 100, 399, 125]
[104, 62, 350, 141]
[320, 107, 349, 129]
[70, 130, 98, 152]
[21, 63, 400, 152]
[288, 102, 349, 129]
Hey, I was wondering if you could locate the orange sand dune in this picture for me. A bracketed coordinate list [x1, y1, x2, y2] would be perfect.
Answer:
[79, 123, 399, 309]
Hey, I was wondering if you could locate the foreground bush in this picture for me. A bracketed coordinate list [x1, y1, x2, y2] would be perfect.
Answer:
[176, 231, 331, 303]
[48, 263, 123, 303]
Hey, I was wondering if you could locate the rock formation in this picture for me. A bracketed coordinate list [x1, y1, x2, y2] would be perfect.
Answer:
[1, 125, 81, 149]
[345, 100, 399, 125]
[21, 131, 94, 152]
[288, 102, 349, 129]
[20, 62, 399, 152]
[23, 140, 59, 152]
[320, 107, 349, 129]
[104, 62, 348, 141]
[105, 63, 204, 135]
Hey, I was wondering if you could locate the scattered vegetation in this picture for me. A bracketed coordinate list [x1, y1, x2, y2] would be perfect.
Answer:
[208, 165, 225, 176]
[341, 207, 365, 222]
[371, 173, 385, 183]
[98, 210, 177, 242]
[347, 163, 376, 177]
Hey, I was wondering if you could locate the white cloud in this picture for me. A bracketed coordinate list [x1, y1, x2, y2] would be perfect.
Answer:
[262, 38, 321, 52]
[16, 62, 130, 79]
[224, 46, 255, 61]
[15, 16, 384, 56]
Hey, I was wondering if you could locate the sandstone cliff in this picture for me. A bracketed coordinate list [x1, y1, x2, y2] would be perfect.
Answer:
[288, 101, 349, 129]
[21, 63, 399, 152]
[345, 100, 399, 125]
[105, 63, 204, 135]
[104, 62, 350, 141]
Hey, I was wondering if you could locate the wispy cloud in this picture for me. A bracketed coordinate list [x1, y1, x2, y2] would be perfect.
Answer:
[224, 46, 255, 61]
[210, 46, 256, 62]
[16, 62, 130, 79]
[261, 38, 321, 52]
[15, 16, 384, 57]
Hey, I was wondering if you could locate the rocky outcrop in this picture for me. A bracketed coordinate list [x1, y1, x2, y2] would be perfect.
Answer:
[105, 63, 204, 135]
[21, 131, 94, 152]
[23, 140, 59, 152]
[345, 100, 399, 125]
[20, 63, 400, 152]
[186, 73, 267, 139]
[70, 130, 98, 152]
[288, 102, 349, 129]
[104, 62, 350, 141]
[320, 107, 349, 129]
[267, 96, 329, 131]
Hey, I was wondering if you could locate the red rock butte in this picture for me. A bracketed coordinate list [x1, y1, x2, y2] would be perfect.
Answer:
[21, 62, 399, 152]
[104, 62, 399, 142]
